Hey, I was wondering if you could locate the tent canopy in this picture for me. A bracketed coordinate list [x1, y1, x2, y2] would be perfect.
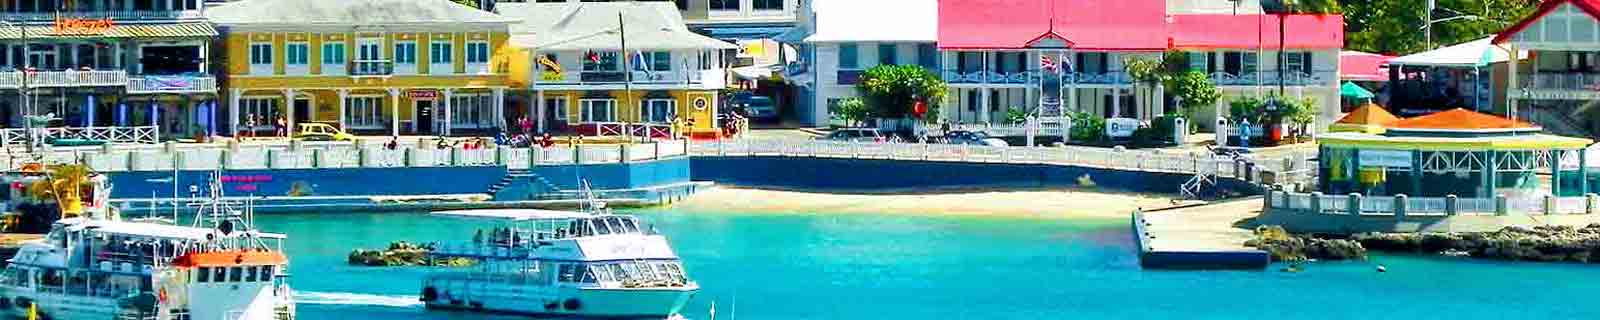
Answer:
[1387, 37, 1524, 68]
[1340, 82, 1375, 99]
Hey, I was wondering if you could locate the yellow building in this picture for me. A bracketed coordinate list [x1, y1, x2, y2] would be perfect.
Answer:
[207, 0, 517, 137]
[496, 2, 735, 137]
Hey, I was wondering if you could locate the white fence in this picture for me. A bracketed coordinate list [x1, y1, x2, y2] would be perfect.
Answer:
[46, 140, 694, 172]
[1269, 191, 1599, 216]
[949, 122, 1067, 138]
[1, 126, 160, 146]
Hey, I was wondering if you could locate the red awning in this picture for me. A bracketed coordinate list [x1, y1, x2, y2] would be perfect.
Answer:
[1340, 51, 1394, 82]
[937, 0, 1168, 51]
[1168, 14, 1344, 50]
[1494, 0, 1600, 44]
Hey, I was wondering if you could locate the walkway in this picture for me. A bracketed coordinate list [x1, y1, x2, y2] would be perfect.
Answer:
[1134, 198, 1270, 269]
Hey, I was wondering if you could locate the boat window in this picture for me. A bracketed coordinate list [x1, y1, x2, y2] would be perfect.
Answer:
[665, 263, 685, 281]
[580, 268, 597, 283]
[605, 217, 627, 234]
[213, 267, 226, 283]
[592, 219, 611, 235]
[228, 267, 243, 282]
[244, 266, 258, 282]
[608, 264, 626, 281]
[260, 265, 274, 281]
[196, 267, 210, 283]
[557, 264, 577, 283]
[621, 218, 640, 233]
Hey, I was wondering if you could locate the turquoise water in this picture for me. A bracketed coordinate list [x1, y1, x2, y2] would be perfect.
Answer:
[257, 208, 1600, 320]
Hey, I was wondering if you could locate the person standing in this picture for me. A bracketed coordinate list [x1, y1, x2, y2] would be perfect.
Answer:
[274, 115, 287, 138]
[244, 114, 258, 139]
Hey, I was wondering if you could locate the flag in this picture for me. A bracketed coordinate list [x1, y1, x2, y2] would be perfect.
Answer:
[1040, 55, 1055, 72]
[586, 50, 601, 64]
[633, 50, 649, 72]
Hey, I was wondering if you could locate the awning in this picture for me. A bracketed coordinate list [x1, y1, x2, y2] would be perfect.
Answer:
[0, 22, 217, 40]
[1340, 82, 1375, 99]
[1387, 37, 1524, 68]
[693, 25, 795, 41]
[1339, 51, 1393, 82]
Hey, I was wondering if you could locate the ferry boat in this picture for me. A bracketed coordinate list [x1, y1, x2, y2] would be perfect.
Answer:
[0, 172, 294, 320]
[420, 201, 697, 318]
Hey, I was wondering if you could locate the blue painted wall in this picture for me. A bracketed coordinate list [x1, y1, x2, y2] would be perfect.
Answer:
[529, 158, 691, 190]
[691, 156, 1260, 196]
[107, 166, 507, 199]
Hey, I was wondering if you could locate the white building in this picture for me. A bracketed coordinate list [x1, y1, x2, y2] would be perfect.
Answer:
[782, 0, 938, 126]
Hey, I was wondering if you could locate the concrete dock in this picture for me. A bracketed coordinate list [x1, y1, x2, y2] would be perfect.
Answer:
[1133, 198, 1270, 270]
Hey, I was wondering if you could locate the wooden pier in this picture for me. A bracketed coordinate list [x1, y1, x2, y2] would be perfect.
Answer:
[1133, 198, 1270, 270]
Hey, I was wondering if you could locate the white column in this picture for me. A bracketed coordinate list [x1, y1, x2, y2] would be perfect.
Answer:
[978, 51, 991, 124]
[388, 88, 400, 137]
[337, 89, 348, 130]
[229, 88, 241, 137]
[493, 88, 506, 130]
[283, 88, 295, 135]
[442, 88, 453, 136]
[536, 90, 546, 133]
[1111, 87, 1122, 118]
[1507, 43, 1520, 119]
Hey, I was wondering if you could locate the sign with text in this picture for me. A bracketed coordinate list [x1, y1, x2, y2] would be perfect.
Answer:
[1105, 118, 1140, 138]
[407, 90, 438, 99]
[52, 17, 114, 35]
[1359, 149, 1412, 168]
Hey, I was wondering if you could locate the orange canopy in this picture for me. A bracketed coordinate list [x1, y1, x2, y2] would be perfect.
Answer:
[1335, 103, 1401, 126]
[172, 251, 287, 267]
[1388, 108, 1536, 130]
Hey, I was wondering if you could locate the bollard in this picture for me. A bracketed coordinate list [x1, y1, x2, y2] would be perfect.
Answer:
[1310, 191, 1323, 214]
[1494, 195, 1509, 216]
[1445, 195, 1459, 216]
[450, 146, 464, 166]
[1348, 193, 1362, 216]
[620, 144, 630, 163]
[1588, 193, 1598, 215]
[1393, 194, 1407, 220]
[1544, 195, 1557, 215]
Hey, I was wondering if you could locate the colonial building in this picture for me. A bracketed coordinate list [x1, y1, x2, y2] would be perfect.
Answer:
[781, 0, 938, 127]
[498, 1, 734, 136]
[0, 0, 219, 138]
[207, 0, 517, 137]
[1495, 0, 1600, 136]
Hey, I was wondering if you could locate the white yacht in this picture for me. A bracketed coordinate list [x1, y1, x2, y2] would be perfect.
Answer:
[420, 205, 697, 319]
[0, 173, 294, 320]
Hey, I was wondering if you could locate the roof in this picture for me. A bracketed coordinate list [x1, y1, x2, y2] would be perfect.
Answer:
[1340, 82, 1376, 99]
[804, 0, 937, 43]
[938, 0, 1169, 51]
[1494, 0, 1600, 44]
[498, 2, 735, 51]
[1340, 51, 1393, 82]
[67, 218, 217, 240]
[0, 23, 216, 40]
[432, 209, 592, 221]
[1335, 103, 1399, 126]
[1168, 14, 1344, 50]
[1387, 108, 1539, 131]
[1320, 132, 1592, 152]
[172, 251, 288, 267]
[1387, 37, 1522, 67]
[1166, 0, 1263, 14]
[206, 0, 515, 26]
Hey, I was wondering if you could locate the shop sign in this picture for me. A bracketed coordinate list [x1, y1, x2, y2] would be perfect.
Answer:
[53, 17, 114, 35]
[1359, 150, 1412, 168]
[408, 90, 439, 99]
[538, 56, 563, 81]
[1105, 118, 1140, 138]
[146, 76, 195, 91]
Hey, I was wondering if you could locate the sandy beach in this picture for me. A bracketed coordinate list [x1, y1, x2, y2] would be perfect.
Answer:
[671, 186, 1191, 219]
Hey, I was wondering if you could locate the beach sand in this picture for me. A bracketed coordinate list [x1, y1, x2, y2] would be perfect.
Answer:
[672, 186, 1191, 219]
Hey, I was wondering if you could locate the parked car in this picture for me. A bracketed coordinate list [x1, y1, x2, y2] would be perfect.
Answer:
[820, 128, 886, 142]
[940, 130, 1009, 147]
[293, 123, 356, 141]
[730, 93, 779, 122]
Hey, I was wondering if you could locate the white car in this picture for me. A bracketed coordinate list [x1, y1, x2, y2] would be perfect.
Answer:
[821, 128, 887, 142]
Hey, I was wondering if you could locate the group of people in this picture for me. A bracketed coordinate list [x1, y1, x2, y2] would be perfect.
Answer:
[240, 114, 289, 139]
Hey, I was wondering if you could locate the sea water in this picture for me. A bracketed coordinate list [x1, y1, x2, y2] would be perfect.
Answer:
[257, 208, 1600, 320]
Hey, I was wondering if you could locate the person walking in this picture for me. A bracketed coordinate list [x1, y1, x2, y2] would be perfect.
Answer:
[274, 115, 287, 138]
[243, 114, 257, 139]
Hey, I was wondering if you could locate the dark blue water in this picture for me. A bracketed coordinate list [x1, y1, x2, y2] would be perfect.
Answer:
[258, 208, 1600, 320]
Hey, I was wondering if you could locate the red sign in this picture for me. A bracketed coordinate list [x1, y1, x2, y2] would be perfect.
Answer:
[53, 17, 114, 35]
[408, 90, 439, 99]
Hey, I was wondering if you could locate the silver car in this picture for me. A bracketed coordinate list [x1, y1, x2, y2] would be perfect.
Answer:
[821, 128, 887, 142]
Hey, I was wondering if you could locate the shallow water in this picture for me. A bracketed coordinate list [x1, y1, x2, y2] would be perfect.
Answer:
[259, 208, 1600, 320]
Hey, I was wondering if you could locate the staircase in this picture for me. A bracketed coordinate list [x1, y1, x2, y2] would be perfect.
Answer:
[486, 169, 568, 198]
[1179, 171, 1215, 200]
[1035, 97, 1067, 124]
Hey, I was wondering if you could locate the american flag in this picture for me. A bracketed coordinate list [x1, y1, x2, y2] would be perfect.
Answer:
[1040, 55, 1055, 71]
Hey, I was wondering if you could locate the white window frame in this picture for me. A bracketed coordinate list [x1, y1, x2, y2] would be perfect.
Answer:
[394, 40, 418, 75]
[1283, 51, 1307, 76]
[238, 97, 280, 131]
[285, 41, 309, 75]
[466, 41, 490, 74]
[546, 96, 569, 121]
[429, 41, 453, 75]
[579, 99, 617, 123]
[321, 42, 347, 75]
[344, 95, 387, 130]
[248, 42, 272, 75]
[449, 94, 495, 128]
[640, 99, 676, 123]
[355, 37, 385, 75]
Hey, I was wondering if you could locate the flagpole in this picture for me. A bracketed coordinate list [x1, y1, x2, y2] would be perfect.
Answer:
[618, 13, 633, 129]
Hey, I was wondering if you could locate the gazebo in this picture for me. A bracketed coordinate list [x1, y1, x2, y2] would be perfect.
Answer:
[1318, 108, 1593, 199]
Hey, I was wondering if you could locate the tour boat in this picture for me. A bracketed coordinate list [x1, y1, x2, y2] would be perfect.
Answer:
[0, 172, 294, 320]
[420, 199, 697, 319]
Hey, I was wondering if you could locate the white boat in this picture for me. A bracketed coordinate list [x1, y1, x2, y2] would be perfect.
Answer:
[420, 203, 698, 319]
[0, 172, 295, 320]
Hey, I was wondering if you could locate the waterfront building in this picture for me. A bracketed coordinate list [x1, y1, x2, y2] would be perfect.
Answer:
[207, 0, 517, 137]
[1317, 108, 1592, 202]
[0, 0, 218, 138]
[936, 0, 1344, 131]
[1384, 37, 1521, 118]
[497, 1, 735, 137]
[1495, 0, 1600, 137]
[780, 0, 937, 126]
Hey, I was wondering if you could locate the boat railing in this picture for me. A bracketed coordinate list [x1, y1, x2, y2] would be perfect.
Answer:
[429, 240, 537, 260]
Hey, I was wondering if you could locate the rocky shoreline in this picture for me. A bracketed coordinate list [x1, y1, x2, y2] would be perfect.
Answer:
[1353, 224, 1600, 263]
[347, 241, 476, 267]
[1245, 226, 1368, 262]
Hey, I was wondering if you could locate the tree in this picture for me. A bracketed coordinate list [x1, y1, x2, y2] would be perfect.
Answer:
[1165, 71, 1221, 119]
[1124, 57, 1166, 119]
[1339, 0, 1537, 55]
[829, 98, 871, 127]
[856, 65, 948, 121]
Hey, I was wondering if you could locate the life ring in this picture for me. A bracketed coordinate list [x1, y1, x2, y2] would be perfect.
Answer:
[419, 287, 438, 302]
[562, 298, 581, 311]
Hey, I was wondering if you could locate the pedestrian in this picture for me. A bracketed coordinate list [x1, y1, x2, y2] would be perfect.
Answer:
[244, 114, 257, 139]
[384, 136, 399, 150]
[274, 115, 287, 138]
[518, 116, 532, 135]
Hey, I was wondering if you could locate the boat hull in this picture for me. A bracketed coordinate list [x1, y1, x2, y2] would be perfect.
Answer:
[424, 285, 696, 319]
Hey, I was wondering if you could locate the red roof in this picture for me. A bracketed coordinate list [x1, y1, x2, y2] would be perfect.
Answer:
[937, 0, 1168, 51]
[1494, 0, 1600, 44]
[1168, 14, 1345, 50]
[1340, 51, 1394, 82]
[1388, 108, 1538, 131]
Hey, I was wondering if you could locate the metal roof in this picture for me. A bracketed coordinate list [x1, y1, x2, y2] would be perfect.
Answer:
[206, 0, 515, 26]
[498, 2, 735, 51]
[0, 22, 216, 40]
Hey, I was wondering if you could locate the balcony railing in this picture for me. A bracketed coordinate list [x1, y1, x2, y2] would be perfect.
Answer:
[0, 70, 128, 88]
[127, 75, 216, 93]
[351, 60, 394, 77]
[0, 10, 204, 21]
[538, 69, 726, 89]
[1208, 71, 1334, 86]
[1521, 72, 1600, 91]
[941, 70, 1133, 85]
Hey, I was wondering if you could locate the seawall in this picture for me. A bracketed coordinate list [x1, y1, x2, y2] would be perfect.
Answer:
[689, 156, 1261, 196]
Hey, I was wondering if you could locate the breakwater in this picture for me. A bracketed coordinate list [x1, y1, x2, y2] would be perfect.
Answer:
[1354, 225, 1600, 263]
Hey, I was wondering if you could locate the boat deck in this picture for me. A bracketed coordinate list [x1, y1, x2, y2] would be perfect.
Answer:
[1133, 198, 1269, 270]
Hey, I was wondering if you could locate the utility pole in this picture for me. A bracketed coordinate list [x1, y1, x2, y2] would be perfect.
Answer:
[1425, 0, 1435, 49]
[1277, 1, 1288, 97]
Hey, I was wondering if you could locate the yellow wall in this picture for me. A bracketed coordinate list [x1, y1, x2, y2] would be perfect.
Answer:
[223, 30, 511, 88]
[541, 90, 719, 130]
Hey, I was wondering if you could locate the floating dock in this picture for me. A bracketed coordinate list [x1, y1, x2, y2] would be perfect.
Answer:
[1133, 198, 1270, 270]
